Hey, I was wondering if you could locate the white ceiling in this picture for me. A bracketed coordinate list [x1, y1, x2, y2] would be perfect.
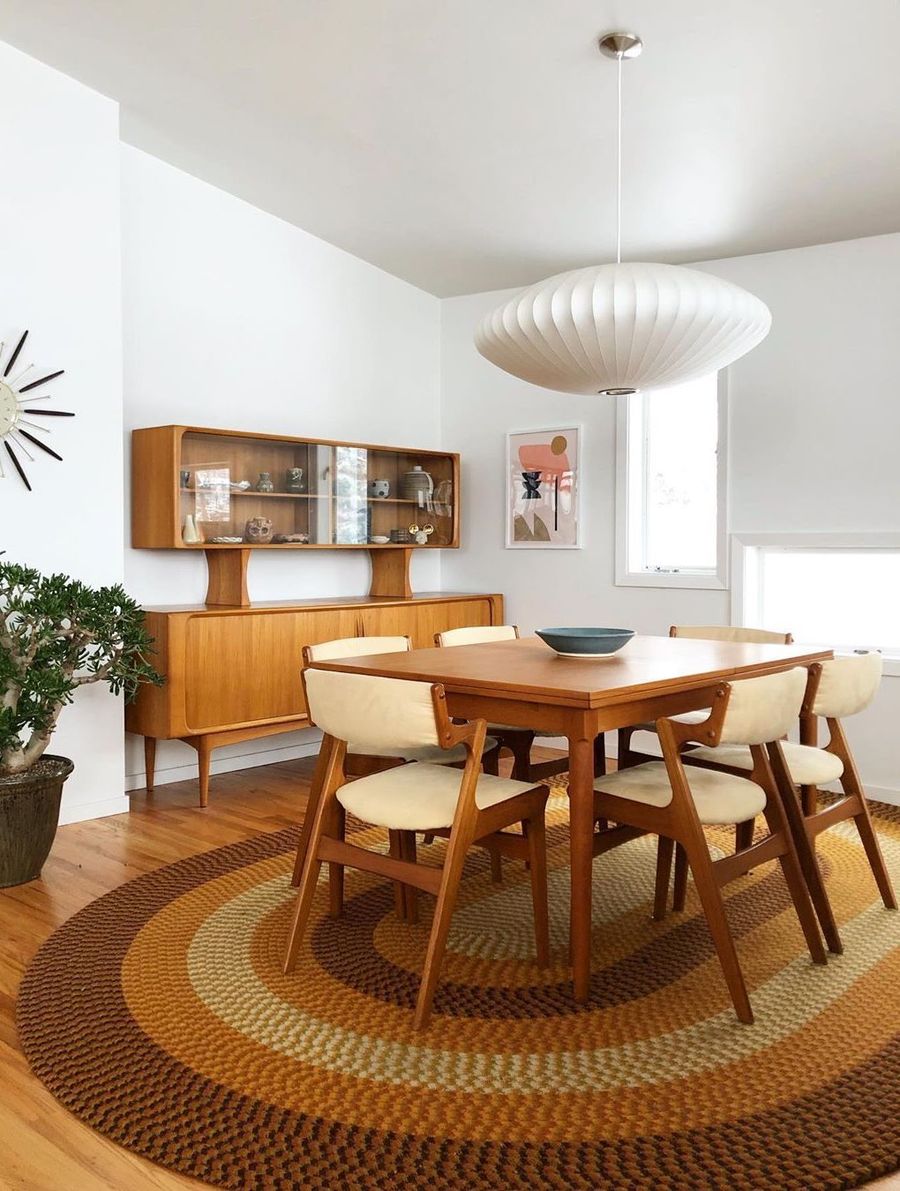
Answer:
[2, 1, 900, 297]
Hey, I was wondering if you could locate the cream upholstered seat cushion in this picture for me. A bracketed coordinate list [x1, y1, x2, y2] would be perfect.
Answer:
[437, 625, 518, 647]
[348, 737, 498, 764]
[306, 635, 410, 661]
[594, 762, 766, 826]
[686, 742, 844, 786]
[337, 762, 535, 831]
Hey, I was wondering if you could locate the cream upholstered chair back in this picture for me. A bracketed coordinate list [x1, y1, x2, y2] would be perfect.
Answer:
[812, 651, 882, 720]
[304, 668, 442, 751]
[306, 635, 410, 662]
[717, 667, 807, 746]
[436, 625, 518, 647]
[670, 625, 792, 645]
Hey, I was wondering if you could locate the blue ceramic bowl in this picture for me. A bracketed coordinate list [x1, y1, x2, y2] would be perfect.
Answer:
[535, 627, 635, 658]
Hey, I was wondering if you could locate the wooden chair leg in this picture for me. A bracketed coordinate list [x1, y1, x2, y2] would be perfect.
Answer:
[422, 833, 435, 846]
[760, 804, 827, 966]
[328, 803, 345, 919]
[400, 831, 419, 923]
[682, 836, 754, 1024]
[735, 819, 755, 853]
[508, 733, 534, 782]
[284, 744, 344, 974]
[801, 784, 817, 816]
[767, 745, 843, 954]
[388, 830, 408, 921]
[852, 797, 898, 910]
[414, 819, 476, 1030]
[617, 726, 635, 769]
[523, 813, 550, 968]
[672, 843, 688, 911]
[482, 744, 500, 776]
[593, 734, 607, 777]
[653, 836, 674, 921]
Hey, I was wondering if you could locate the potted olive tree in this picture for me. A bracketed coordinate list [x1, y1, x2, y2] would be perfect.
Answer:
[0, 559, 161, 887]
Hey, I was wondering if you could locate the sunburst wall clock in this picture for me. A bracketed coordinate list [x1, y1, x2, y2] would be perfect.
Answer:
[0, 329, 73, 491]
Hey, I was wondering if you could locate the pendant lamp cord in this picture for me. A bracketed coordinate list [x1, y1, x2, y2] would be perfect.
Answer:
[616, 52, 623, 264]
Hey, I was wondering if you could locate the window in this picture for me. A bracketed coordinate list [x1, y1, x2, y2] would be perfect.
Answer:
[616, 372, 727, 588]
[732, 533, 900, 672]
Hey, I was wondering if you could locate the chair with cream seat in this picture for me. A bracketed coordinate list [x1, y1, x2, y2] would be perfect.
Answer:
[684, 651, 896, 953]
[618, 624, 793, 850]
[299, 635, 504, 896]
[434, 625, 573, 782]
[284, 666, 550, 1029]
[594, 667, 826, 1024]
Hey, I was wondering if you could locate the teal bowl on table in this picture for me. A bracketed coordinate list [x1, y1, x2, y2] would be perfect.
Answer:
[535, 627, 635, 658]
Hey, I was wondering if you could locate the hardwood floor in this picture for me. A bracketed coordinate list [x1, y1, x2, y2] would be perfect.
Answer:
[1, 750, 898, 1191]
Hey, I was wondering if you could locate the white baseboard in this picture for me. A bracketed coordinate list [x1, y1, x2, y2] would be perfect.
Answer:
[125, 735, 324, 793]
[59, 795, 131, 825]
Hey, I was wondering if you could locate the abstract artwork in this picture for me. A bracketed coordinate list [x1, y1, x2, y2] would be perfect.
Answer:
[506, 426, 580, 548]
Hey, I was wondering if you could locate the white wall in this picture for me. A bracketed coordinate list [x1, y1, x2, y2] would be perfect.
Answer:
[121, 146, 442, 789]
[0, 43, 126, 823]
[440, 234, 900, 798]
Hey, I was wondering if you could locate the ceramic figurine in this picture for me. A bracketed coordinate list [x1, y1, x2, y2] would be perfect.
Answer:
[244, 516, 274, 544]
[409, 522, 435, 545]
[182, 514, 201, 544]
[368, 478, 390, 498]
[180, 469, 191, 490]
[256, 471, 274, 493]
[285, 467, 305, 492]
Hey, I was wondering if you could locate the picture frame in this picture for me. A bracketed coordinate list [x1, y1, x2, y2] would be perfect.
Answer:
[505, 426, 581, 549]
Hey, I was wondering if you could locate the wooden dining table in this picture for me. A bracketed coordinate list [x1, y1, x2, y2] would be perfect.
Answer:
[302, 633, 832, 1002]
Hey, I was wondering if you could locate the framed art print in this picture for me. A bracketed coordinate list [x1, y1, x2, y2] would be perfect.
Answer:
[506, 426, 581, 548]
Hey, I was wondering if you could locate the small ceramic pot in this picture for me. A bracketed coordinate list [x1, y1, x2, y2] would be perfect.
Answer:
[368, 479, 390, 499]
[285, 467, 305, 492]
[256, 472, 274, 493]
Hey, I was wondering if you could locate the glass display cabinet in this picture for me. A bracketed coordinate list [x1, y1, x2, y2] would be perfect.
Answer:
[132, 426, 459, 603]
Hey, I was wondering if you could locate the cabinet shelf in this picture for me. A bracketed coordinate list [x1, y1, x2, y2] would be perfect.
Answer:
[133, 424, 460, 603]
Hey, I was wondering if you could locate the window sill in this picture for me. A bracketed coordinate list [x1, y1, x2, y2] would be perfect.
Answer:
[615, 570, 728, 591]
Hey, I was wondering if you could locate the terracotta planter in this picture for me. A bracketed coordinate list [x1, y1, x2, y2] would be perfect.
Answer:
[0, 755, 73, 888]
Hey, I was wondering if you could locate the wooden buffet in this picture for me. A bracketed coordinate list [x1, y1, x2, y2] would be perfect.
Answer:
[128, 424, 501, 804]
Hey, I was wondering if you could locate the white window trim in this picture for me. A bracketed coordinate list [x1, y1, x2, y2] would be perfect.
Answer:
[731, 531, 900, 678]
[615, 372, 729, 590]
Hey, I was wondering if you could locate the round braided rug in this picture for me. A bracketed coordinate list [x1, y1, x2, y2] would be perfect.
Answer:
[17, 787, 900, 1190]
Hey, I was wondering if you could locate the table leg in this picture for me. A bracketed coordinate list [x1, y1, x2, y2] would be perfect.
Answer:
[568, 730, 595, 1002]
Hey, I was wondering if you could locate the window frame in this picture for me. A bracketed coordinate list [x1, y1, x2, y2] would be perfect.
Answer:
[731, 531, 900, 677]
[615, 371, 729, 590]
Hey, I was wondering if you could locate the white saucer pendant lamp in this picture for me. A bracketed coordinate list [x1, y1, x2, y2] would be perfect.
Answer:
[475, 34, 771, 396]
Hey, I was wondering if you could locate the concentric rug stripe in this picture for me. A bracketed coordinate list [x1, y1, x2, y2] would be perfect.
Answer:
[16, 795, 900, 1190]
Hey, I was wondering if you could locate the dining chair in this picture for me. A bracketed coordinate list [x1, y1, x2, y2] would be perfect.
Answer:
[683, 651, 896, 953]
[302, 635, 504, 892]
[618, 624, 793, 853]
[593, 666, 826, 1023]
[434, 625, 575, 781]
[284, 666, 551, 1029]
[305, 635, 501, 776]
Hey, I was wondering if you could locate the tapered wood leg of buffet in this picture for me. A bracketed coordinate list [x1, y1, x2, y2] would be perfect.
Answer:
[144, 737, 156, 792]
[197, 738, 212, 808]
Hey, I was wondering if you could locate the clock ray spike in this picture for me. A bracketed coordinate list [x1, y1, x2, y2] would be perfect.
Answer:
[4, 442, 31, 490]
[19, 419, 51, 435]
[18, 428, 62, 462]
[10, 432, 35, 461]
[3, 330, 28, 378]
[0, 452, 5, 479]
[25, 409, 75, 417]
[18, 394, 52, 404]
[8, 363, 34, 387]
[19, 368, 64, 393]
